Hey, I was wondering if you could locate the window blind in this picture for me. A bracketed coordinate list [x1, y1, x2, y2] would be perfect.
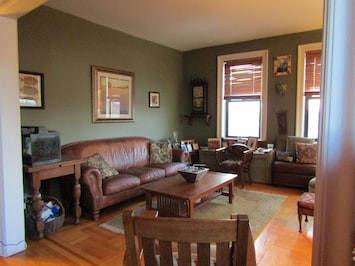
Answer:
[305, 50, 322, 95]
[224, 57, 262, 99]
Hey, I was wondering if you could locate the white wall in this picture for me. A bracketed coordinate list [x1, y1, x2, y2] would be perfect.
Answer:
[313, 0, 355, 265]
[0, 16, 27, 256]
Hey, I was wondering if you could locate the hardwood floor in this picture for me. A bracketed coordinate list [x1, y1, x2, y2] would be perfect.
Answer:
[0, 183, 313, 265]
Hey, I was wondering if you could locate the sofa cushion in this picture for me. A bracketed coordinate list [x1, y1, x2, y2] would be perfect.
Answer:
[102, 174, 140, 195]
[85, 153, 118, 179]
[286, 136, 315, 153]
[272, 161, 316, 175]
[296, 143, 318, 164]
[150, 162, 187, 176]
[125, 166, 165, 184]
[150, 142, 172, 163]
[276, 151, 294, 162]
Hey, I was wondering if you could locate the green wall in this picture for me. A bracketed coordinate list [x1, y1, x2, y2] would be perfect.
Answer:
[182, 30, 322, 145]
[18, 6, 322, 147]
[18, 6, 184, 145]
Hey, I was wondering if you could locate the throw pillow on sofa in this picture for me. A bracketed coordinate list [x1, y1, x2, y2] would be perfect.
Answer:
[276, 151, 294, 162]
[85, 153, 118, 179]
[150, 142, 172, 163]
[286, 136, 315, 153]
[295, 143, 318, 164]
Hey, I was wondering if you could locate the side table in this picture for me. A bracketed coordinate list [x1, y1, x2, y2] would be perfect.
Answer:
[198, 149, 219, 171]
[250, 149, 275, 184]
[23, 156, 86, 239]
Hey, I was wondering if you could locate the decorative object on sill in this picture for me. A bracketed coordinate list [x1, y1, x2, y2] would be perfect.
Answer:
[91, 65, 134, 123]
[19, 71, 44, 109]
[275, 80, 288, 96]
[148, 91, 160, 108]
[274, 55, 292, 76]
[172, 130, 178, 143]
[276, 110, 288, 135]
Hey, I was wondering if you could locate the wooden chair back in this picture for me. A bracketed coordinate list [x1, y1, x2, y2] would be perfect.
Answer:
[123, 209, 256, 266]
[215, 144, 254, 187]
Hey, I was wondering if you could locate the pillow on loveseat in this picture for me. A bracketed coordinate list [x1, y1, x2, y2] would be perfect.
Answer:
[150, 142, 172, 163]
[286, 136, 315, 153]
[295, 143, 318, 164]
[276, 151, 294, 162]
[85, 153, 118, 179]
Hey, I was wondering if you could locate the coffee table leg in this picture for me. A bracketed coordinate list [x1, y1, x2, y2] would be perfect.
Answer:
[145, 192, 153, 210]
[187, 200, 193, 217]
[228, 180, 234, 203]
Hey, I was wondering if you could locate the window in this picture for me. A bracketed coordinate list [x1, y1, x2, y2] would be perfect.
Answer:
[217, 50, 268, 140]
[296, 43, 322, 138]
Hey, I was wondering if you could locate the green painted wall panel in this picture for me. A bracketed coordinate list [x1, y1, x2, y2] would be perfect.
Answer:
[182, 30, 322, 145]
[18, 6, 184, 145]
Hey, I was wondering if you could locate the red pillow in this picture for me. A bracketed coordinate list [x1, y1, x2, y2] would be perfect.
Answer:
[295, 143, 318, 164]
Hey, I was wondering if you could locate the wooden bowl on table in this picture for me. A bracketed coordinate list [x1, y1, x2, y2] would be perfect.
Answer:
[178, 166, 209, 183]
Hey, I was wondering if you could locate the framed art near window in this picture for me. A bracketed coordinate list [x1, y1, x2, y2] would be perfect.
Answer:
[92, 66, 134, 123]
[247, 137, 258, 150]
[19, 71, 44, 108]
[274, 55, 292, 76]
[191, 79, 208, 115]
[149, 91, 160, 108]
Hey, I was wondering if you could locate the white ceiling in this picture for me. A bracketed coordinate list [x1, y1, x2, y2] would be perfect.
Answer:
[45, 0, 323, 52]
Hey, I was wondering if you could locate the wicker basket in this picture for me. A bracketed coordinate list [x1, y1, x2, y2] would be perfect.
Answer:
[26, 196, 65, 239]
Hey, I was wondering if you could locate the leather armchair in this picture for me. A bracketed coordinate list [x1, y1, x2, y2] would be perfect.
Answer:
[216, 144, 254, 187]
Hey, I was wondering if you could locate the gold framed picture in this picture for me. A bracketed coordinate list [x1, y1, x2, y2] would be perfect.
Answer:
[92, 66, 134, 123]
[274, 55, 292, 76]
[19, 71, 44, 109]
[149, 91, 160, 108]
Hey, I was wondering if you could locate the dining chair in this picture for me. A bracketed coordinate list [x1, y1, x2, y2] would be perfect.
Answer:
[122, 209, 256, 266]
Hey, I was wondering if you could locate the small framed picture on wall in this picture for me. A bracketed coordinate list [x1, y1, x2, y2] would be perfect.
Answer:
[274, 55, 292, 76]
[149, 91, 160, 108]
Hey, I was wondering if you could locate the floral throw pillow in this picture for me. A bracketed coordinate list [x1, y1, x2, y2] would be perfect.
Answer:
[295, 143, 318, 164]
[150, 142, 172, 164]
[85, 153, 118, 179]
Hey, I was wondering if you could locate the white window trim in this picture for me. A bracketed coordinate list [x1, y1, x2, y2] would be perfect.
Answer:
[296, 42, 322, 136]
[217, 50, 268, 140]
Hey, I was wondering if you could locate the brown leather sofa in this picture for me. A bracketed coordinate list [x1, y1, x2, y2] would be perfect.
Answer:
[61, 136, 188, 220]
[272, 136, 317, 189]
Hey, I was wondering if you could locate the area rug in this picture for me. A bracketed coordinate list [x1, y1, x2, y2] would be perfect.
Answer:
[99, 188, 287, 239]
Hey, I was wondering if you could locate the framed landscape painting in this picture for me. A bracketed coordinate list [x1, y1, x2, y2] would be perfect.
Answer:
[92, 66, 134, 123]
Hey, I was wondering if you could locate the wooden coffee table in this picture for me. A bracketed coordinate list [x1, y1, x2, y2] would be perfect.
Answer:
[140, 171, 236, 217]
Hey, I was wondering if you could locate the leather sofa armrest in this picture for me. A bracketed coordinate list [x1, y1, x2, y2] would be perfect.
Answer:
[81, 166, 104, 207]
[172, 148, 189, 162]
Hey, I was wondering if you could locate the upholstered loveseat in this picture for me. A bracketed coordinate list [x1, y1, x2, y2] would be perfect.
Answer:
[272, 136, 317, 189]
[61, 136, 188, 220]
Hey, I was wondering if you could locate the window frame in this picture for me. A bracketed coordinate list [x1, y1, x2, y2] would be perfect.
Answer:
[296, 42, 322, 136]
[217, 50, 268, 140]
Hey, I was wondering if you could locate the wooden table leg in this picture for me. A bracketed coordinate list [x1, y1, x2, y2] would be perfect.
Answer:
[73, 164, 82, 224]
[187, 200, 193, 217]
[228, 180, 234, 203]
[145, 192, 153, 210]
[31, 177, 44, 239]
